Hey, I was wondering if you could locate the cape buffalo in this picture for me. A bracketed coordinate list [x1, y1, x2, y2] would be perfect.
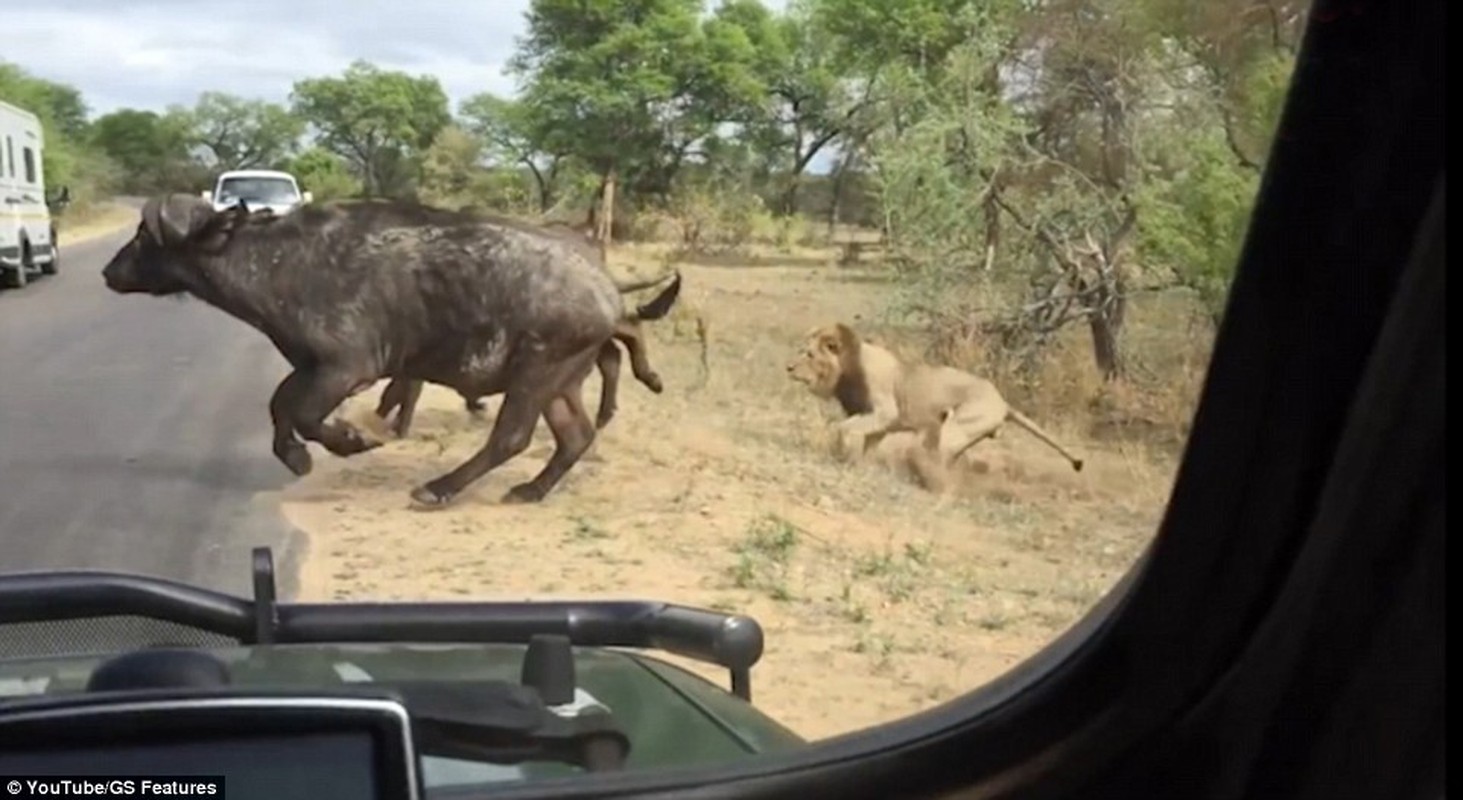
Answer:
[101, 194, 683, 508]
[373, 240, 679, 438]
[374, 306, 674, 439]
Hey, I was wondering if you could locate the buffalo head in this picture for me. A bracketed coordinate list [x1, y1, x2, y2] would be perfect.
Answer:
[102, 194, 250, 296]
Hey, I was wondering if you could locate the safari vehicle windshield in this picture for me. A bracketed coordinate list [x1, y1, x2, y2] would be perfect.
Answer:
[1, 0, 1311, 791]
[217, 176, 299, 204]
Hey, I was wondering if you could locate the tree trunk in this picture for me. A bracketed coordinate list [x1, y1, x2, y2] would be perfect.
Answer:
[361, 157, 378, 198]
[982, 190, 1000, 272]
[1088, 281, 1128, 380]
[527, 162, 552, 213]
[1089, 313, 1124, 380]
[826, 151, 851, 237]
[595, 164, 618, 246]
[779, 171, 803, 217]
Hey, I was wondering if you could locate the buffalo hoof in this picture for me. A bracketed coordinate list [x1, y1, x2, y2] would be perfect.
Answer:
[594, 410, 616, 429]
[502, 483, 547, 504]
[409, 485, 454, 509]
[278, 446, 313, 477]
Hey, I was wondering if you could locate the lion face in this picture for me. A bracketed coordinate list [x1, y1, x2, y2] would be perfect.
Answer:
[785, 327, 845, 398]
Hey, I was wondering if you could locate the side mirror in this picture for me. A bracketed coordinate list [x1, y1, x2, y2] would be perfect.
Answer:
[47, 185, 71, 211]
[200, 190, 213, 200]
[301, 191, 314, 204]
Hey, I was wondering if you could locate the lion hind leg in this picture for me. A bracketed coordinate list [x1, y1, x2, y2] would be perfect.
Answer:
[902, 426, 956, 496]
[937, 404, 1004, 468]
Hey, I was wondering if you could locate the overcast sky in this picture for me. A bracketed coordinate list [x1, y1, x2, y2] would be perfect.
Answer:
[10, 1, 788, 118]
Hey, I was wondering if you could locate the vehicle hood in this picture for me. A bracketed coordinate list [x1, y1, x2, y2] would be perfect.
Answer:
[212, 199, 297, 215]
[0, 642, 806, 790]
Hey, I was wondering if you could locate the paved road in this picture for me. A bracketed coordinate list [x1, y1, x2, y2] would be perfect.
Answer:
[0, 222, 304, 598]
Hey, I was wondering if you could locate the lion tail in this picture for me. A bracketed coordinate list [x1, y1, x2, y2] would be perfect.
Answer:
[1006, 408, 1084, 472]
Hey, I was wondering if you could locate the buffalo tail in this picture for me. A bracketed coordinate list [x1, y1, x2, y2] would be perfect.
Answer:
[632, 271, 682, 321]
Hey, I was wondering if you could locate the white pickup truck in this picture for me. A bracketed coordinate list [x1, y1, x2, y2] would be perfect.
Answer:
[201, 169, 312, 214]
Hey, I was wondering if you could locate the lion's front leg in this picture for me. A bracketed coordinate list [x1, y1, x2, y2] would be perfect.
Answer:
[837, 412, 905, 459]
[833, 413, 885, 458]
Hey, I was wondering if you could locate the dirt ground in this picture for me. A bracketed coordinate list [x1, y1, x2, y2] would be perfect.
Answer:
[279, 242, 1175, 741]
[59, 202, 140, 244]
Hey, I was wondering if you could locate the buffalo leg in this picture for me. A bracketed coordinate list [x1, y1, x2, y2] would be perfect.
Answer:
[593, 340, 622, 429]
[613, 323, 664, 393]
[392, 380, 423, 438]
[269, 372, 314, 476]
[503, 387, 597, 504]
[374, 378, 406, 422]
[409, 345, 600, 508]
[375, 378, 423, 438]
[286, 367, 385, 458]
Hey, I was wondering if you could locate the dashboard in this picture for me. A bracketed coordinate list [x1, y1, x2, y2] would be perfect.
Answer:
[0, 693, 419, 800]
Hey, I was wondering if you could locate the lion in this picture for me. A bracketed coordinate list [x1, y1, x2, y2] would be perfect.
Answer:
[785, 323, 1084, 487]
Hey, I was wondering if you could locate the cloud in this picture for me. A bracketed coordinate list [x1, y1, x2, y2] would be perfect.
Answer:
[9, 0, 790, 118]
[7, 0, 830, 170]
[8, 1, 531, 117]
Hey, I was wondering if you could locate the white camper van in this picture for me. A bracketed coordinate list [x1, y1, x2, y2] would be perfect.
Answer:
[0, 99, 63, 289]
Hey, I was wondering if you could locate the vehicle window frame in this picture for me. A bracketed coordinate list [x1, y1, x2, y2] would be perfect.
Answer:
[429, 0, 1443, 796]
[0, 0, 1439, 796]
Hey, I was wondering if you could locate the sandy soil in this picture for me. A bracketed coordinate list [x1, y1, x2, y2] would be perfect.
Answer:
[277, 243, 1173, 741]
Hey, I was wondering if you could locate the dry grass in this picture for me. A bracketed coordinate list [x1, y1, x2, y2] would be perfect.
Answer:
[55, 202, 137, 244]
[277, 239, 1206, 741]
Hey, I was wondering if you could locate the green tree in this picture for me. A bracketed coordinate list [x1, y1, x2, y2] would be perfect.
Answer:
[290, 61, 451, 197]
[1136, 133, 1259, 324]
[724, 0, 873, 214]
[509, 0, 764, 241]
[88, 108, 198, 194]
[177, 92, 304, 170]
[458, 93, 573, 212]
[1138, 0, 1303, 170]
[813, 0, 994, 75]
[283, 147, 361, 201]
[0, 62, 108, 201]
[418, 125, 483, 209]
